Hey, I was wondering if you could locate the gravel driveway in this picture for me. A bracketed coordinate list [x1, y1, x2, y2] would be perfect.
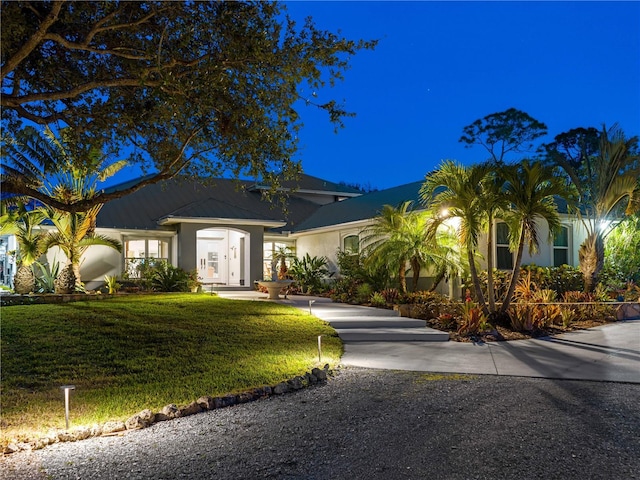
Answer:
[3, 367, 639, 480]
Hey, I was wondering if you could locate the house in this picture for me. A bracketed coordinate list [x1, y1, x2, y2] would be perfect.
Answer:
[76, 174, 362, 291]
[33, 173, 587, 293]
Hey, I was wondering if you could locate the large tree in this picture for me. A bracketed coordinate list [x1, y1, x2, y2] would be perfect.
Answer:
[459, 108, 548, 164]
[420, 161, 491, 310]
[498, 160, 574, 313]
[1, 1, 375, 212]
[544, 124, 640, 292]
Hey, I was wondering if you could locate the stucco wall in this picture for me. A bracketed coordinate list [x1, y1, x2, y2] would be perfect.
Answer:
[177, 223, 264, 288]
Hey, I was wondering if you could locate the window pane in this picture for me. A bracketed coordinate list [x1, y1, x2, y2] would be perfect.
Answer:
[343, 235, 359, 254]
[497, 246, 513, 269]
[554, 249, 568, 267]
[126, 240, 146, 258]
[496, 223, 510, 244]
[554, 227, 568, 247]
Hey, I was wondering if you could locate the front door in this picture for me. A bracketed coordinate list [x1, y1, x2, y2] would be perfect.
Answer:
[197, 238, 226, 284]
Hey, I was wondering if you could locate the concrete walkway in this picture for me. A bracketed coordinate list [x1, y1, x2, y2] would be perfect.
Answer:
[218, 290, 640, 384]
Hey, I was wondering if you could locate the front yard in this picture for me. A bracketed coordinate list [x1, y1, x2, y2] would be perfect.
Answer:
[0, 294, 341, 448]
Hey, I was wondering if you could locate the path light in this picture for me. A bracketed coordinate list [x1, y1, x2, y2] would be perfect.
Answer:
[60, 385, 75, 430]
[317, 335, 322, 363]
[308, 299, 316, 315]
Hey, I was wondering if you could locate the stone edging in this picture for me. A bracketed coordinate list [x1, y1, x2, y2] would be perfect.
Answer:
[3, 365, 334, 455]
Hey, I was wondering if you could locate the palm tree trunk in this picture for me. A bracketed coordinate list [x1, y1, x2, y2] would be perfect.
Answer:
[410, 257, 421, 292]
[428, 267, 446, 292]
[467, 247, 488, 315]
[579, 232, 604, 293]
[398, 262, 407, 293]
[500, 228, 526, 314]
[72, 262, 82, 288]
[486, 213, 496, 313]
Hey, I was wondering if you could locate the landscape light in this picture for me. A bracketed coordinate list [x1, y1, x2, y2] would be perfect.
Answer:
[317, 335, 323, 363]
[308, 299, 316, 315]
[60, 385, 75, 430]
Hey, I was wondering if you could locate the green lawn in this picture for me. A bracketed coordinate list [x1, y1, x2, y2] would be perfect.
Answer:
[0, 294, 342, 445]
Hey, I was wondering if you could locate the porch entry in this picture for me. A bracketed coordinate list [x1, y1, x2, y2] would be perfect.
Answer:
[196, 228, 248, 287]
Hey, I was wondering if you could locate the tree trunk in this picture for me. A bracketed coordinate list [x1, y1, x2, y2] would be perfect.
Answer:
[72, 262, 82, 288]
[398, 262, 407, 294]
[486, 213, 496, 313]
[500, 228, 527, 314]
[410, 257, 421, 292]
[14, 264, 35, 294]
[467, 247, 488, 315]
[429, 267, 446, 292]
[579, 232, 604, 293]
[55, 263, 76, 294]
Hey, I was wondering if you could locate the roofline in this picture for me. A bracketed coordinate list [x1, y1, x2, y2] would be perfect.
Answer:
[289, 219, 372, 236]
[247, 184, 361, 198]
[158, 216, 286, 228]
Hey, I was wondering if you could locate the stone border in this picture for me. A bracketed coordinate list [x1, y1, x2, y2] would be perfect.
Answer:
[3, 365, 333, 455]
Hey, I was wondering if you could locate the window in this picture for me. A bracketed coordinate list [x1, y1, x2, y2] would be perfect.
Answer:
[343, 234, 359, 254]
[124, 238, 170, 278]
[553, 226, 570, 266]
[496, 222, 513, 270]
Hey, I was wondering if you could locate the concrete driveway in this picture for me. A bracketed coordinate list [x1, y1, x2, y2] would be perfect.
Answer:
[220, 290, 640, 383]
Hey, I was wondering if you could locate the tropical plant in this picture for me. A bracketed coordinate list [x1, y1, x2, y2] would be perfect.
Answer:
[150, 261, 189, 292]
[601, 213, 640, 287]
[421, 161, 491, 311]
[544, 124, 640, 292]
[457, 301, 490, 336]
[0, 202, 47, 294]
[3, 126, 126, 292]
[498, 160, 575, 314]
[369, 291, 386, 307]
[335, 249, 390, 292]
[361, 201, 458, 294]
[104, 275, 121, 295]
[288, 254, 332, 294]
[43, 207, 122, 293]
[272, 246, 296, 280]
[33, 257, 60, 294]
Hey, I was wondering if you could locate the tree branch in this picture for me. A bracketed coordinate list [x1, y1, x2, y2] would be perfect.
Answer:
[0, 1, 65, 81]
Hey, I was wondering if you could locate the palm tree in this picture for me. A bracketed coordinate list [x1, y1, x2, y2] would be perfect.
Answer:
[498, 160, 576, 313]
[0, 202, 47, 294]
[360, 201, 438, 293]
[43, 206, 122, 293]
[420, 161, 492, 311]
[547, 124, 640, 292]
[2, 125, 127, 292]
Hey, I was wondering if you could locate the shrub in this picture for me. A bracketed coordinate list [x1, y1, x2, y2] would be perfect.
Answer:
[356, 283, 373, 303]
[329, 277, 362, 303]
[104, 275, 121, 294]
[380, 288, 400, 304]
[370, 292, 386, 307]
[289, 254, 332, 294]
[150, 261, 189, 292]
[457, 302, 490, 336]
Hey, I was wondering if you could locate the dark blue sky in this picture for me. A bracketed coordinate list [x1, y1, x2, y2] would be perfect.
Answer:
[284, 1, 640, 190]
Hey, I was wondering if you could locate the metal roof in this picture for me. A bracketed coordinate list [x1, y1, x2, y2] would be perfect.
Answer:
[292, 181, 425, 232]
[97, 176, 323, 232]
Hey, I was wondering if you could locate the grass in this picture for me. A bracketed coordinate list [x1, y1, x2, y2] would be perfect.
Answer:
[0, 293, 342, 446]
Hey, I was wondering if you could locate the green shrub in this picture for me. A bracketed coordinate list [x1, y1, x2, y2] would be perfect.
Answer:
[150, 261, 189, 292]
[289, 254, 332, 294]
[356, 283, 373, 303]
[370, 292, 386, 307]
